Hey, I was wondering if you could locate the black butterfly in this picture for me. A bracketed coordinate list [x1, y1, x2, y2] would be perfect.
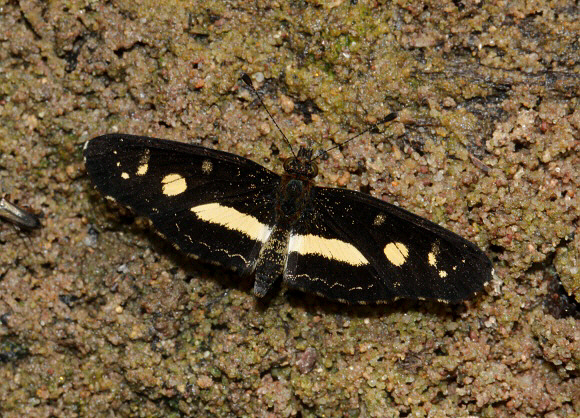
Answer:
[84, 128, 492, 304]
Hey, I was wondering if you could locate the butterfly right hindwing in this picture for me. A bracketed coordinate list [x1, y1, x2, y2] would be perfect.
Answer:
[84, 134, 281, 274]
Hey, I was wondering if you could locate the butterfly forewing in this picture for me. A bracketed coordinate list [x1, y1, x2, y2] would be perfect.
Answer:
[84, 134, 280, 274]
[284, 187, 492, 303]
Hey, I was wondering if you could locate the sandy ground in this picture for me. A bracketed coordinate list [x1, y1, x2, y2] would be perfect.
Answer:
[0, 0, 578, 416]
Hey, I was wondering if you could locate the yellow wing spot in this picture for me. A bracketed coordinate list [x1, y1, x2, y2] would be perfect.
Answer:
[383, 242, 409, 267]
[428, 251, 437, 267]
[137, 163, 148, 176]
[439, 270, 448, 278]
[162, 173, 187, 196]
[288, 234, 369, 266]
[373, 213, 385, 226]
[201, 160, 213, 175]
[136, 149, 150, 176]
[191, 203, 273, 243]
[121, 172, 130, 179]
[116, 161, 121, 167]
[428, 244, 441, 267]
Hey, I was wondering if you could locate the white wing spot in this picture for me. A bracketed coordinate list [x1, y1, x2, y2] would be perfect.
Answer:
[384, 242, 409, 266]
[288, 234, 369, 266]
[121, 172, 130, 179]
[191, 203, 273, 243]
[162, 173, 187, 196]
[439, 270, 448, 278]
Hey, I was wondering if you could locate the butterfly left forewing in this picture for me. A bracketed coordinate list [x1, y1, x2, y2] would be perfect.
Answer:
[84, 134, 281, 275]
[283, 187, 492, 304]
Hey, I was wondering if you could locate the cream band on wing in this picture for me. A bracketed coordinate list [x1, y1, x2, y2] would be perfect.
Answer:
[191, 203, 273, 243]
[288, 234, 369, 266]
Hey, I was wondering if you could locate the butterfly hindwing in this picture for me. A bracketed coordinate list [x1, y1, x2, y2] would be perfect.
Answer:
[84, 134, 281, 274]
[284, 187, 492, 303]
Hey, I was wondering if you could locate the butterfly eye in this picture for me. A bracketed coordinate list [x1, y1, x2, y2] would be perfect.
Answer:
[308, 162, 318, 178]
[283, 157, 296, 173]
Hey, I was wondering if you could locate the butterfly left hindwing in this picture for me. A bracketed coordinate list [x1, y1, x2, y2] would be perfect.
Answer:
[84, 134, 281, 275]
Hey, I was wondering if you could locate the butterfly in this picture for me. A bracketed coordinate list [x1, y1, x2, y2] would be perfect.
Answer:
[84, 123, 492, 304]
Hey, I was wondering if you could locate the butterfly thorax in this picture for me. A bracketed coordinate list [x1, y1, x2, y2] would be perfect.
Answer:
[278, 146, 317, 222]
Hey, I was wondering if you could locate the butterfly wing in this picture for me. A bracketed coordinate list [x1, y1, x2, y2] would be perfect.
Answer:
[84, 134, 280, 275]
[284, 187, 492, 303]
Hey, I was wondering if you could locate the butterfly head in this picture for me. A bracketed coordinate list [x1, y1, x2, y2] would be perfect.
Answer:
[283, 146, 318, 179]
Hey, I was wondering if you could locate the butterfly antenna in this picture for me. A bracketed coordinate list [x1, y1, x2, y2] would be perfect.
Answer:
[313, 112, 398, 162]
[241, 73, 297, 158]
